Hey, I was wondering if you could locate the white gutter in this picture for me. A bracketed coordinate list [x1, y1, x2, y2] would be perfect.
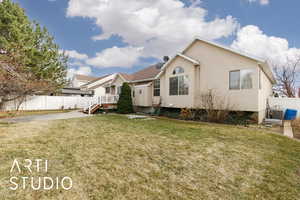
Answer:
[129, 78, 155, 83]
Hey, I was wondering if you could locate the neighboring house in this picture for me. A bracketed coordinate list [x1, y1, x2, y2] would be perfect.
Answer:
[80, 74, 116, 96]
[60, 87, 93, 97]
[100, 38, 276, 123]
[71, 74, 97, 88]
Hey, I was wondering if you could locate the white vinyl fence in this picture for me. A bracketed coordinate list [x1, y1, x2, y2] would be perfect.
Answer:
[268, 97, 300, 117]
[2, 95, 118, 111]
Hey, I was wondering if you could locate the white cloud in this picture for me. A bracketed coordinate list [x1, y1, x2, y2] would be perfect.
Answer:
[246, 0, 269, 5]
[66, 0, 238, 59]
[231, 25, 300, 65]
[67, 66, 92, 79]
[62, 50, 88, 60]
[86, 46, 143, 68]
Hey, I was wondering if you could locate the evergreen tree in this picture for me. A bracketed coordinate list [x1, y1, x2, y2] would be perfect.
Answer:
[117, 83, 134, 114]
[0, 0, 67, 107]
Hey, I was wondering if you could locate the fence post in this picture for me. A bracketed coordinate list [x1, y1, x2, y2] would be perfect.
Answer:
[88, 100, 91, 115]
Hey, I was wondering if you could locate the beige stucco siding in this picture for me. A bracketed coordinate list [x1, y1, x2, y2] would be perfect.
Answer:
[133, 85, 152, 107]
[183, 40, 260, 112]
[258, 68, 273, 121]
[160, 56, 196, 108]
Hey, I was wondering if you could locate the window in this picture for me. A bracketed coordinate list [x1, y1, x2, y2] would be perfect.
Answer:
[229, 69, 254, 90]
[117, 86, 122, 95]
[241, 69, 253, 89]
[153, 79, 160, 96]
[105, 87, 110, 94]
[172, 66, 184, 75]
[169, 75, 189, 96]
[229, 70, 240, 90]
[170, 77, 179, 95]
[179, 75, 189, 95]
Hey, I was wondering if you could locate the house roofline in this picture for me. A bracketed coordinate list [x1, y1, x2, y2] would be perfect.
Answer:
[183, 37, 266, 63]
[258, 62, 276, 84]
[155, 53, 200, 79]
[129, 78, 155, 83]
[182, 37, 276, 85]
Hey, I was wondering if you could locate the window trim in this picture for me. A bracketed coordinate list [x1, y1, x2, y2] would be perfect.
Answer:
[229, 69, 254, 90]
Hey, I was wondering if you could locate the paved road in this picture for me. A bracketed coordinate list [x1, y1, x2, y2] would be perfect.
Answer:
[0, 111, 91, 123]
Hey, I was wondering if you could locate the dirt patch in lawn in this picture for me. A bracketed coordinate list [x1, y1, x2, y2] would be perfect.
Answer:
[0, 110, 73, 119]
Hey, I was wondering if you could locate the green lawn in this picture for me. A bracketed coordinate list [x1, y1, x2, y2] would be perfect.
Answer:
[0, 115, 299, 200]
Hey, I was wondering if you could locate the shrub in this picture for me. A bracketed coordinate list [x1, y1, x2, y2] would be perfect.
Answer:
[117, 83, 134, 114]
[180, 108, 193, 120]
[200, 89, 235, 123]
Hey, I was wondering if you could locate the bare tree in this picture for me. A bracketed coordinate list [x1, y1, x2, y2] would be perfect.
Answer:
[0, 59, 55, 110]
[200, 89, 235, 122]
[272, 56, 300, 98]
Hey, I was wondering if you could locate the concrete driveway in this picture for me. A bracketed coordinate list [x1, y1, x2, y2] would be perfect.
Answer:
[0, 111, 90, 123]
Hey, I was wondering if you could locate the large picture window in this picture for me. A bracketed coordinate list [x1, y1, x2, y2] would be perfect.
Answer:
[229, 69, 254, 90]
[169, 75, 189, 96]
[153, 79, 160, 96]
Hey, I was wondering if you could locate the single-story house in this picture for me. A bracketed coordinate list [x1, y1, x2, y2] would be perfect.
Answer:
[80, 74, 116, 96]
[78, 37, 276, 123]
[71, 74, 97, 88]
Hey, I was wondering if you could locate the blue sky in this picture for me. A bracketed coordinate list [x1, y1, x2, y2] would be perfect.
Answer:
[12, 0, 300, 78]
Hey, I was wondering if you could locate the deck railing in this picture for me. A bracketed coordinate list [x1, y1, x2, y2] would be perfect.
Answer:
[100, 95, 119, 104]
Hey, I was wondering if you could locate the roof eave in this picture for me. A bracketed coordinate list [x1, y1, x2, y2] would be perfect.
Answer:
[129, 78, 155, 83]
[183, 37, 266, 63]
[155, 53, 200, 79]
[258, 62, 276, 85]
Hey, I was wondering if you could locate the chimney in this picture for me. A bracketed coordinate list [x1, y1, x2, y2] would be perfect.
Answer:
[163, 56, 169, 63]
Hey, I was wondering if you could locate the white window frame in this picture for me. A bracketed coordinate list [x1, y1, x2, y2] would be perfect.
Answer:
[229, 69, 254, 90]
[153, 79, 160, 96]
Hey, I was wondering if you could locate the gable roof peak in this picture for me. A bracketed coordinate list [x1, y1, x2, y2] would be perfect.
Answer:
[183, 36, 266, 63]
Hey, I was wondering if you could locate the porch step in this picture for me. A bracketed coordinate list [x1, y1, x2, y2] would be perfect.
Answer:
[264, 118, 282, 127]
[83, 104, 102, 114]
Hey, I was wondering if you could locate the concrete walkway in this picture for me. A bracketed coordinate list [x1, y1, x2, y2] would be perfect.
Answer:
[0, 111, 90, 123]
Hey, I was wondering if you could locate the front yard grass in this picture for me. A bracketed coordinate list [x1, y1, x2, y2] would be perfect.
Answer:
[0, 114, 299, 199]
